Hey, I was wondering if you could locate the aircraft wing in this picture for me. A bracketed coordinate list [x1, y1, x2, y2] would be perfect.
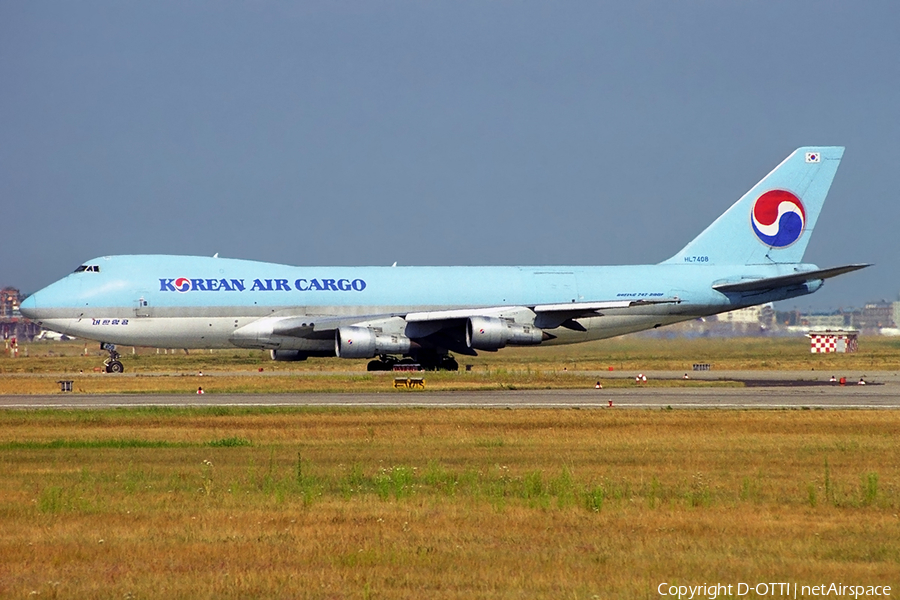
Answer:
[712, 264, 871, 294]
[256, 297, 684, 340]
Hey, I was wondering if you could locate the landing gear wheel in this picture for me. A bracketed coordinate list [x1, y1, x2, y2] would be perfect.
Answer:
[101, 342, 124, 374]
[440, 356, 459, 371]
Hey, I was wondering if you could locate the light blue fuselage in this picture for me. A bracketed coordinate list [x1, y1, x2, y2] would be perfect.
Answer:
[20, 254, 818, 351]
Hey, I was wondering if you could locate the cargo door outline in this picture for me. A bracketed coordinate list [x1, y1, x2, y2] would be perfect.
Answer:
[134, 293, 151, 317]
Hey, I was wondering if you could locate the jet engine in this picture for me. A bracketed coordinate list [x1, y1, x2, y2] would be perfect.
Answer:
[335, 326, 412, 359]
[466, 316, 543, 350]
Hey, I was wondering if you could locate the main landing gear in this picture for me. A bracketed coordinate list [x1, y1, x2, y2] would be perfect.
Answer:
[366, 355, 398, 371]
[366, 353, 459, 372]
[101, 343, 124, 373]
[435, 355, 459, 371]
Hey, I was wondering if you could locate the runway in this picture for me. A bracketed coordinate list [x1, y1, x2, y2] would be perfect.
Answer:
[1, 382, 898, 410]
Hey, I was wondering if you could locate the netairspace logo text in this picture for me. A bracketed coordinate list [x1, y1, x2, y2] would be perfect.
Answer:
[657, 582, 892, 599]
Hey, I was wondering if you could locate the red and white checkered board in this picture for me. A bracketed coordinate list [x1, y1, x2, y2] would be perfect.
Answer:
[810, 335, 846, 353]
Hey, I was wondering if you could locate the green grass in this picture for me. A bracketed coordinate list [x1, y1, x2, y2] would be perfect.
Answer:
[1, 408, 898, 599]
[0, 438, 188, 450]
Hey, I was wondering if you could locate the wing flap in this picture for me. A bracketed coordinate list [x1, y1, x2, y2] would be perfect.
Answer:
[405, 306, 520, 322]
[533, 298, 681, 314]
[532, 298, 682, 329]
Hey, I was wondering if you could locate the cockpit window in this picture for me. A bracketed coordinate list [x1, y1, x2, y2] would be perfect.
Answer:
[74, 265, 100, 273]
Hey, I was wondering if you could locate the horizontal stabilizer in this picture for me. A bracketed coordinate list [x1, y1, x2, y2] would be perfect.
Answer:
[712, 264, 871, 294]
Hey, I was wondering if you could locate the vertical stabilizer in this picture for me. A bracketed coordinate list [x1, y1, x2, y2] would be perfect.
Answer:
[663, 147, 844, 266]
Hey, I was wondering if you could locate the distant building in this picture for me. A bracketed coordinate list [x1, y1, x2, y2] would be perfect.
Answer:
[713, 304, 776, 332]
[786, 301, 900, 334]
[0, 287, 21, 319]
[802, 314, 848, 330]
[1, 287, 40, 341]
[856, 301, 895, 331]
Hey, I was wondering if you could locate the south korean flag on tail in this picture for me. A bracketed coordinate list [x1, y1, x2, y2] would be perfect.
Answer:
[805, 152, 821, 163]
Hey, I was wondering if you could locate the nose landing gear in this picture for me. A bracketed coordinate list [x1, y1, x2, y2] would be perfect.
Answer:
[101, 343, 124, 373]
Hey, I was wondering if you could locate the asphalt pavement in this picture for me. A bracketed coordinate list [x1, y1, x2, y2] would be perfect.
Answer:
[1, 376, 897, 410]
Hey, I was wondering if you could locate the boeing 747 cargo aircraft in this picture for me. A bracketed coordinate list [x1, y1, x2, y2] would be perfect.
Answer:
[20, 147, 868, 372]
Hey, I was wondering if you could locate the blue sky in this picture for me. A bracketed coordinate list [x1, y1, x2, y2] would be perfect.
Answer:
[2, 1, 897, 311]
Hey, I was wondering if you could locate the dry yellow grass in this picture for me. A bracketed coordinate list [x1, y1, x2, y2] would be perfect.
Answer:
[1, 409, 898, 598]
[4, 336, 900, 376]
[0, 371, 739, 395]
[5, 334, 898, 396]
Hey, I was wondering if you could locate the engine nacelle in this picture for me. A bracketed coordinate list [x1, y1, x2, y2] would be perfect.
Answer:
[335, 326, 412, 359]
[466, 316, 543, 350]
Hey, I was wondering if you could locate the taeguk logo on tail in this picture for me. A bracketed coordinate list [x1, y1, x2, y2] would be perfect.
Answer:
[751, 190, 806, 248]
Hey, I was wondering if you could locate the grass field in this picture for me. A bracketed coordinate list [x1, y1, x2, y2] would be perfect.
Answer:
[1, 337, 898, 598]
[3, 336, 900, 395]
[6, 336, 900, 373]
[1, 408, 898, 599]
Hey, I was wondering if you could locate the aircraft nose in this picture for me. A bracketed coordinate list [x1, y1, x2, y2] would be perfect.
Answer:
[19, 293, 38, 320]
